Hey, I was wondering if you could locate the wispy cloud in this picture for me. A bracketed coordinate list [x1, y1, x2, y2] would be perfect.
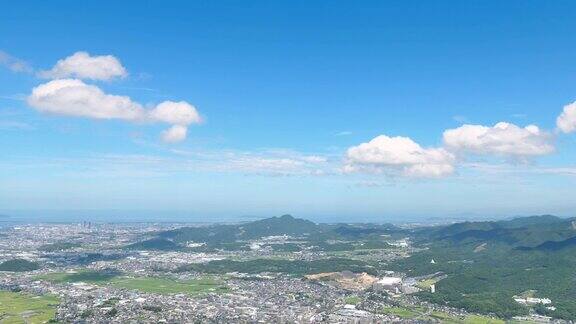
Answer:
[0, 94, 27, 101]
[0, 50, 33, 73]
[0, 148, 336, 178]
[452, 115, 469, 123]
[464, 162, 576, 177]
[0, 121, 35, 131]
[170, 148, 334, 176]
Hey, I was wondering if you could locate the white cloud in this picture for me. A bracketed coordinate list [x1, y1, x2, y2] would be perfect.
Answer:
[27, 78, 202, 143]
[344, 135, 455, 178]
[38, 51, 127, 81]
[219, 153, 330, 176]
[161, 125, 188, 143]
[557, 102, 576, 133]
[149, 101, 202, 126]
[170, 148, 332, 176]
[301, 155, 327, 163]
[1, 149, 333, 179]
[229, 157, 305, 172]
[443, 122, 554, 158]
[0, 50, 32, 73]
[27, 79, 145, 120]
[464, 162, 576, 177]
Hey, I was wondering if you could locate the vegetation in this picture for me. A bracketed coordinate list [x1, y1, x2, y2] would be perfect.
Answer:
[379, 305, 504, 323]
[37, 270, 227, 296]
[416, 278, 439, 290]
[429, 215, 576, 249]
[142, 305, 162, 312]
[391, 215, 576, 320]
[160, 215, 320, 244]
[127, 215, 399, 253]
[38, 270, 121, 283]
[0, 259, 40, 272]
[111, 277, 228, 295]
[0, 291, 59, 323]
[380, 306, 419, 319]
[38, 242, 81, 252]
[125, 238, 182, 251]
[344, 296, 362, 305]
[269, 243, 302, 252]
[178, 257, 378, 275]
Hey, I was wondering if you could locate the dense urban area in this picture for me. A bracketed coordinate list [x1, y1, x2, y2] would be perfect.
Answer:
[1, 214, 575, 323]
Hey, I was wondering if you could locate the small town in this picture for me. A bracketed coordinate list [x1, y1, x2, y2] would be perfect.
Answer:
[0, 221, 563, 323]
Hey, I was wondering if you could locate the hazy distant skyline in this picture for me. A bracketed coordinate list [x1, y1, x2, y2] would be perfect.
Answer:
[2, 1, 576, 220]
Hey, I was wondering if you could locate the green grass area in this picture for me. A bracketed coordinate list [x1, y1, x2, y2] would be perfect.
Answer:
[37, 270, 227, 296]
[430, 311, 461, 323]
[111, 277, 228, 295]
[0, 291, 59, 323]
[344, 296, 361, 305]
[430, 311, 505, 324]
[464, 315, 505, 324]
[416, 278, 439, 290]
[380, 306, 419, 319]
[380, 305, 504, 323]
[37, 270, 119, 283]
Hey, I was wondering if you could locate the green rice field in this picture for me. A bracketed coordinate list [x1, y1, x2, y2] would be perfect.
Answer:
[0, 291, 59, 324]
[37, 270, 228, 296]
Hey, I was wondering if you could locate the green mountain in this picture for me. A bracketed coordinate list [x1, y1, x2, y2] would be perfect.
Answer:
[159, 214, 320, 245]
[237, 214, 318, 238]
[519, 235, 576, 251]
[391, 215, 576, 320]
[432, 215, 576, 248]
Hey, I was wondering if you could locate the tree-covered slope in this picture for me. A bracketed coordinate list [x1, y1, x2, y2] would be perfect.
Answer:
[391, 215, 576, 320]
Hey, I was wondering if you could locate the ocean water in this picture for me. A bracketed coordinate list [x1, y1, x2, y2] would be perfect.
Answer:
[0, 209, 501, 225]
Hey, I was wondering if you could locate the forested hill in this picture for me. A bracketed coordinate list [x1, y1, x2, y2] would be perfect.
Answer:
[430, 215, 576, 249]
[125, 215, 400, 252]
[391, 215, 576, 320]
[158, 214, 321, 244]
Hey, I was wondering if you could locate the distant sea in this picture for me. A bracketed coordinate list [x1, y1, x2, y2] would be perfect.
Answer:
[0, 209, 506, 225]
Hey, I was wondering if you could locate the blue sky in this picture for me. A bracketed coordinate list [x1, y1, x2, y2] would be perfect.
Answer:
[1, 1, 576, 222]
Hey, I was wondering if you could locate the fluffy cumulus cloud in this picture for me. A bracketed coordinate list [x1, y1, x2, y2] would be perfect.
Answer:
[443, 122, 554, 158]
[38, 51, 127, 81]
[149, 101, 202, 141]
[27, 79, 145, 120]
[26, 52, 203, 143]
[161, 125, 188, 143]
[149, 101, 202, 125]
[557, 102, 576, 133]
[344, 135, 455, 178]
[27, 79, 202, 142]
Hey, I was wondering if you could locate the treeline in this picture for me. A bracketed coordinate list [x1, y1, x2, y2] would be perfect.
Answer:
[0, 259, 40, 272]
